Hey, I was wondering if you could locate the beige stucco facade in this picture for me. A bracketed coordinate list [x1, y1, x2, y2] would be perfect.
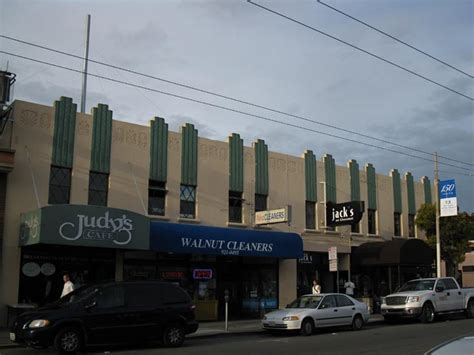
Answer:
[0, 99, 434, 325]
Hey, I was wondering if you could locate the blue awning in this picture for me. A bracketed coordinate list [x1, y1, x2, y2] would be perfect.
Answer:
[150, 221, 303, 259]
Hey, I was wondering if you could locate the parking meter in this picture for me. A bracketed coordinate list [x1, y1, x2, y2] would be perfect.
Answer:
[224, 289, 230, 303]
[224, 289, 230, 331]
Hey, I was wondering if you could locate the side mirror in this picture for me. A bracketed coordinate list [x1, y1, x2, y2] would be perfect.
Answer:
[85, 301, 97, 309]
[435, 286, 445, 293]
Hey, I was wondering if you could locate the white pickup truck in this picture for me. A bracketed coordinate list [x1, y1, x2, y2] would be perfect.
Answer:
[380, 277, 474, 323]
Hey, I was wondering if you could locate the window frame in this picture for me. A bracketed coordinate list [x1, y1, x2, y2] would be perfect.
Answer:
[254, 194, 267, 213]
[180, 184, 196, 219]
[368, 209, 377, 235]
[88, 171, 109, 206]
[408, 214, 415, 238]
[228, 191, 243, 223]
[305, 201, 316, 230]
[148, 180, 167, 216]
[394, 212, 402, 237]
[48, 165, 72, 205]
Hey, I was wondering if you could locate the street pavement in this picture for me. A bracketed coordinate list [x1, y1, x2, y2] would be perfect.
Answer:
[1, 316, 473, 355]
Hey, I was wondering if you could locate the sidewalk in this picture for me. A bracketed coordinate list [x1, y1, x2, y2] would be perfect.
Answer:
[0, 315, 385, 349]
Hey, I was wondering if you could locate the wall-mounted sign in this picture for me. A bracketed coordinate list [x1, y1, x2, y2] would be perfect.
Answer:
[20, 205, 150, 250]
[298, 252, 313, 264]
[255, 207, 290, 225]
[40, 263, 56, 276]
[22, 262, 41, 277]
[439, 179, 457, 217]
[161, 271, 185, 280]
[326, 201, 364, 227]
[192, 269, 213, 280]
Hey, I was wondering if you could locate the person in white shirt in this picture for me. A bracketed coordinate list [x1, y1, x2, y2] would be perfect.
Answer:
[312, 280, 321, 294]
[61, 273, 75, 298]
[344, 279, 355, 296]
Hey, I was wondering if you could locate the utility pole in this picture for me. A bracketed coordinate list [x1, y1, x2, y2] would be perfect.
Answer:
[81, 14, 91, 113]
[434, 152, 441, 278]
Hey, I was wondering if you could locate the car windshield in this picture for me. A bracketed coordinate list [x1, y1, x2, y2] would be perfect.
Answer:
[288, 295, 323, 309]
[397, 280, 435, 292]
[55, 285, 98, 305]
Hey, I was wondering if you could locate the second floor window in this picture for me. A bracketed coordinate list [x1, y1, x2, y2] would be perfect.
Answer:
[305, 201, 316, 230]
[48, 165, 72, 204]
[149, 180, 166, 216]
[368, 209, 377, 235]
[229, 191, 243, 223]
[255, 194, 267, 213]
[351, 222, 360, 234]
[408, 214, 415, 238]
[88, 171, 109, 206]
[394, 212, 401, 237]
[180, 185, 196, 219]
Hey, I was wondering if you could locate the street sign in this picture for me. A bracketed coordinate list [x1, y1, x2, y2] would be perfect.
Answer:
[329, 259, 338, 272]
[328, 246, 337, 260]
[439, 179, 457, 217]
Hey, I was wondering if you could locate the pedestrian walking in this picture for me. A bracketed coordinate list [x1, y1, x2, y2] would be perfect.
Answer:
[312, 279, 321, 294]
[344, 279, 355, 296]
[60, 273, 74, 298]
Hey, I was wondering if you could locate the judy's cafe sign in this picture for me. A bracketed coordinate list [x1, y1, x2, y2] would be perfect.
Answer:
[19, 205, 150, 250]
[326, 201, 365, 227]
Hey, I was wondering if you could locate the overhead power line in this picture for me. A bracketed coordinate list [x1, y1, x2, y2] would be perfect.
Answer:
[1, 34, 473, 168]
[246, 1, 473, 101]
[1, 50, 473, 176]
[316, 0, 473, 79]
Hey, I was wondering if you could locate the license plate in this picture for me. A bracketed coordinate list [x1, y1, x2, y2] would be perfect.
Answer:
[10, 332, 15, 341]
[269, 321, 275, 326]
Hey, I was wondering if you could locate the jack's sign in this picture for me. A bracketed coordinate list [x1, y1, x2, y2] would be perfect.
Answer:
[326, 201, 365, 227]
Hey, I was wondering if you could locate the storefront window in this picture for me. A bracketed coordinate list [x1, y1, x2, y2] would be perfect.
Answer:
[88, 171, 109, 206]
[48, 165, 71, 204]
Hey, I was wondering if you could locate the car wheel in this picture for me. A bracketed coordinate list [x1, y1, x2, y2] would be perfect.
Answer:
[162, 324, 185, 347]
[466, 299, 474, 319]
[300, 318, 314, 336]
[420, 303, 435, 323]
[54, 327, 83, 354]
[352, 315, 364, 331]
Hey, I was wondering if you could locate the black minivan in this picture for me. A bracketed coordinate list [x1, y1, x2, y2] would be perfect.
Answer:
[10, 281, 199, 353]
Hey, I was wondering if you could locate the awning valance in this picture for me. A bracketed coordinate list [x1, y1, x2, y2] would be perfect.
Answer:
[353, 238, 435, 266]
[150, 221, 303, 259]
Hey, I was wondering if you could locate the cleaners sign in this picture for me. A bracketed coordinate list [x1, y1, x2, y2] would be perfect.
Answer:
[439, 179, 458, 217]
[326, 201, 365, 227]
[255, 207, 290, 225]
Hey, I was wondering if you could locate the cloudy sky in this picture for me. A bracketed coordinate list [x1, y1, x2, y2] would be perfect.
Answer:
[1, 0, 473, 211]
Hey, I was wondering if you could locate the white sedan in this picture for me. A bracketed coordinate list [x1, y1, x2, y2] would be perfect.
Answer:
[262, 293, 370, 336]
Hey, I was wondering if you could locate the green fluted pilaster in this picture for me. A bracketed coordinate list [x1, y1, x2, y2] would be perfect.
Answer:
[422, 176, 433, 205]
[349, 159, 360, 201]
[254, 139, 268, 195]
[150, 117, 168, 182]
[366, 163, 377, 210]
[52, 96, 77, 168]
[181, 123, 198, 185]
[324, 154, 336, 203]
[90, 104, 113, 173]
[305, 150, 317, 202]
[406, 172, 416, 214]
[229, 133, 244, 192]
[392, 169, 402, 213]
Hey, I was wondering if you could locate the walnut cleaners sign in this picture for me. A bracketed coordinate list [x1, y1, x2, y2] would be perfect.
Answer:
[326, 201, 365, 227]
[20, 205, 149, 250]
